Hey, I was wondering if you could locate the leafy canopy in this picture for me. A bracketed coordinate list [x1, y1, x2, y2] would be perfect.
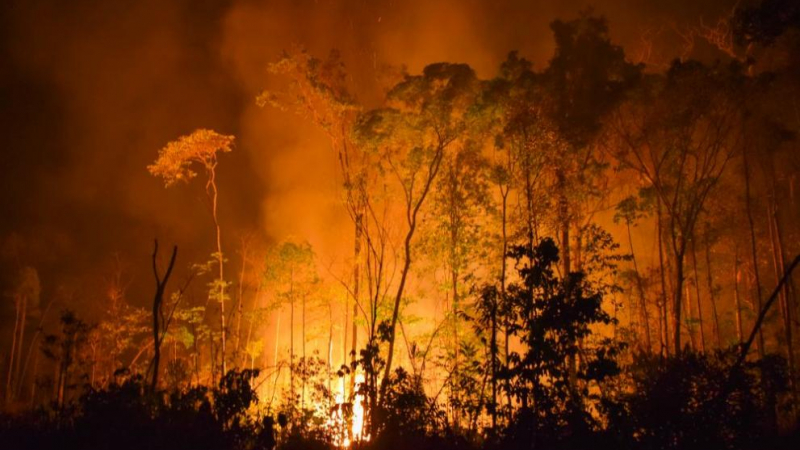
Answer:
[148, 129, 234, 187]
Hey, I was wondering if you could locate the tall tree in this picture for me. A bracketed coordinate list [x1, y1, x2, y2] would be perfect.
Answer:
[614, 196, 652, 351]
[610, 61, 743, 355]
[149, 129, 234, 376]
[420, 136, 490, 426]
[355, 62, 481, 397]
[539, 13, 640, 388]
[542, 13, 641, 279]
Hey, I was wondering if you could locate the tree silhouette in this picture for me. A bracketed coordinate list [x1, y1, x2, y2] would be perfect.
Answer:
[609, 61, 743, 355]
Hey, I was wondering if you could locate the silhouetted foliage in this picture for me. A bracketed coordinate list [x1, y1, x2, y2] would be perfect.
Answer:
[0, 369, 263, 450]
[604, 350, 790, 450]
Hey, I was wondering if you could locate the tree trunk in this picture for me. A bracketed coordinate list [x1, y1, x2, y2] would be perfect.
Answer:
[302, 293, 306, 410]
[691, 237, 706, 352]
[350, 210, 362, 398]
[657, 199, 671, 356]
[500, 186, 511, 417]
[150, 241, 177, 392]
[557, 169, 577, 389]
[235, 240, 248, 368]
[768, 199, 797, 405]
[328, 303, 334, 403]
[5, 297, 20, 406]
[742, 146, 765, 357]
[13, 295, 27, 401]
[290, 273, 295, 402]
[685, 283, 696, 351]
[382, 144, 444, 395]
[490, 293, 498, 429]
[703, 230, 722, 349]
[17, 298, 54, 399]
[28, 348, 39, 409]
[627, 220, 651, 351]
[383, 219, 416, 392]
[209, 170, 227, 378]
[56, 357, 65, 409]
[273, 306, 281, 390]
[452, 266, 460, 429]
[673, 249, 685, 357]
[734, 249, 744, 344]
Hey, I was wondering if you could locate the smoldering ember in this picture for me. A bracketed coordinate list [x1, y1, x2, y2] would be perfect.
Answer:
[1, 1, 800, 449]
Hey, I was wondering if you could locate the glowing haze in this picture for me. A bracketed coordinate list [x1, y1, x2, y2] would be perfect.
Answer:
[0, 0, 742, 409]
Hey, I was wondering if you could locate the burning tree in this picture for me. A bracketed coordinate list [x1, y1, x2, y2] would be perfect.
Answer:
[148, 128, 234, 376]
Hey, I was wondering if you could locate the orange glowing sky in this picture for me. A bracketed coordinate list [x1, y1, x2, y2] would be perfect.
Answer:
[0, 0, 738, 321]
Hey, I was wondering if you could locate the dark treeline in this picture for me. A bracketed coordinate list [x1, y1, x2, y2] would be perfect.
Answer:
[3, 1, 800, 449]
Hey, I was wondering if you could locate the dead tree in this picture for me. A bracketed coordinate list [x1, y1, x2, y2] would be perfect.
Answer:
[151, 240, 177, 392]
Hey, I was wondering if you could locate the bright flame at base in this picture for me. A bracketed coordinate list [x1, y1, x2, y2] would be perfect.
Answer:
[331, 373, 368, 448]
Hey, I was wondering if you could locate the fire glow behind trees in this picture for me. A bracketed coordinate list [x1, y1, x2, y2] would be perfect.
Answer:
[2, 1, 800, 449]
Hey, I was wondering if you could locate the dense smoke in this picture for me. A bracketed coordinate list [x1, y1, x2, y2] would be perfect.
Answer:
[0, 0, 737, 337]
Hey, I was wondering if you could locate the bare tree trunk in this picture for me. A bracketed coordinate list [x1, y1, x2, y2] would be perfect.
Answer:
[350, 211, 362, 398]
[383, 221, 416, 391]
[736, 254, 800, 430]
[56, 357, 65, 409]
[328, 302, 334, 402]
[673, 248, 686, 357]
[657, 200, 670, 357]
[685, 283, 696, 351]
[738, 255, 800, 364]
[734, 249, 744, 344]
[150, 241, 178, 392]
[13, 295, 27, 402]
[90, 343, 97, 388]
[627, 219, 651, 351]
[235, 238, 249, 367]
[704, 229, 722, 349]
[5, 297, 20, 406]
[28, 349, 39, 409]
[452, 266, 460, 429]
[17, 298, 54, 399]
[302, 293, 306, 410]
[273, 307, 281, 388]
[656, 286, 665, 354]
[557, 170, 577, 389]
[558, 172, 571, 280]
[209, 170, 227, 377]
[382, 144, 445, 395]
[490, 292, 498, 429]
[691, 237, 706, 352]
[500, 186, 511, 418]
[768, 200, 797, 405]
[290, 274, 295, 402]
[742, 147, 765, 358]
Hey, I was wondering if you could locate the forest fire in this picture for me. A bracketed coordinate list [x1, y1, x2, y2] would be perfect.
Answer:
[330, 374, 367, 447]
[2, 1, 800, 450]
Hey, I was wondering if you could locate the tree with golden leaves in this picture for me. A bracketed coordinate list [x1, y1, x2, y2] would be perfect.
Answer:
[148, 128, 234, 377]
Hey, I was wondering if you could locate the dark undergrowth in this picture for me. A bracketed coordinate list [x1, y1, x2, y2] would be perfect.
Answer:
[1, 353, 798, 450]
